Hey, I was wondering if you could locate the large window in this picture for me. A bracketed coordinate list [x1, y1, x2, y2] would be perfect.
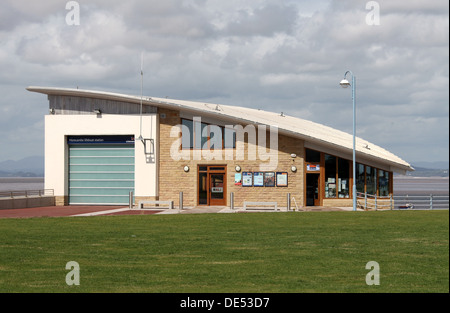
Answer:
[308, 148, 393, 198]
[182, 119, 194, 149]
[306, 149, 321, 163]
[324, 154, 350, 199]
[366, 166, 377, 195]
[224, 127, 236, 149]
[325, 154, 337, 198]
[338, 158, 350, 198]
[356, 163, 365, 193]
[378, 170, 390, 197]
[356, 163, 391, 197]
[195, 122, 208, 150]
[182, 119, 236, 150]
[208, 125, 222, 150]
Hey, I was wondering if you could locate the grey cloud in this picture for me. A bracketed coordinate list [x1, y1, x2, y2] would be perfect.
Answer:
[0, 0, 448, 164]
[222, 4, 299, 37]
[116, 0, 214, 39]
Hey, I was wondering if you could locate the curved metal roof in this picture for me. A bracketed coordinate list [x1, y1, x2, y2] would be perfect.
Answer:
[27, 86, 414, 174]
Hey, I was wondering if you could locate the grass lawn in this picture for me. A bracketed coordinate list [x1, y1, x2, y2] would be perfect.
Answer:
[0, 210, 448, 293]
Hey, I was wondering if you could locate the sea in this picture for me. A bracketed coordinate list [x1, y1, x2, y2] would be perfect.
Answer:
[0, 177, 45, 192]
[393, 176, 449, 196]
[0, 176, 448, 195]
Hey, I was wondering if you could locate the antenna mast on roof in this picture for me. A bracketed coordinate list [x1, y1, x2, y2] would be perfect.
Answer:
[138, 52, 144, 143]
[136, 51, 154, 157]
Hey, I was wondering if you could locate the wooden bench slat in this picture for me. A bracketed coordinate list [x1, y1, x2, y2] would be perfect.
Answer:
[138, 200, 174, 210]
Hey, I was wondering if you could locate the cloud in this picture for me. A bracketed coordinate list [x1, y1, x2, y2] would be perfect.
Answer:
[221, 4, 298, 37]
[0, 0, 448, 165]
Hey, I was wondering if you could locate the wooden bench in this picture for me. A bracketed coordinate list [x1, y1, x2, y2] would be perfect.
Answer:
[138, 200, 174, 210]
[243, 201, 278, 211]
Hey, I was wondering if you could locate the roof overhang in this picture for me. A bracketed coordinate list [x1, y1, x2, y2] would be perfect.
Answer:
[27, 86, 415, 174]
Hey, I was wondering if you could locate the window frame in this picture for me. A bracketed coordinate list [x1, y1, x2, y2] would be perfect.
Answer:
[181, 118, 236, 150]
[305, 148, 393, 200]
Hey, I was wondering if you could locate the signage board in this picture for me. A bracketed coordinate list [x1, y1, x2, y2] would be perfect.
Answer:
[68, 135, 135, 145]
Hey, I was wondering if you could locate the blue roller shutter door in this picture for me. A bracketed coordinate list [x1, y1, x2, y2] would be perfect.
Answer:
[69, 143, 135, 205]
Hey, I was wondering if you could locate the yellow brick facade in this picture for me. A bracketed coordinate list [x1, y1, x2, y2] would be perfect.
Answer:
[158, 108, 305, 208]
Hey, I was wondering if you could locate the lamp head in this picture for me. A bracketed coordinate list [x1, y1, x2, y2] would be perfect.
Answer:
[340, 79, 351, 88]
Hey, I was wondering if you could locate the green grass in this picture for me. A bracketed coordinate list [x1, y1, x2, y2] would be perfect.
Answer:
[0, 211, 448, 293]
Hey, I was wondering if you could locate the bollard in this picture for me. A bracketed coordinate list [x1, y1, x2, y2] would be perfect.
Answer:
[287, 193, 291, 211]
[179, 192, 183, 211]
[129, 191, 134, 209]
[230, 192, 234, 210]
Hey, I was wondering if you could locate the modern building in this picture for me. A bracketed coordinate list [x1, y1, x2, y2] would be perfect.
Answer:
[27, 86, 414, 209]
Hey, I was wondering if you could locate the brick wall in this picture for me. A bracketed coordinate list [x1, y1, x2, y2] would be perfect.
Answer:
[158, 108, 305, 208]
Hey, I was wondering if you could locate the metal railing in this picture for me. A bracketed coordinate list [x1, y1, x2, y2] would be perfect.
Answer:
[357, 192, 449, 210]
[356, 192, 393, 211]
[0, 189, 54, 199]
[393, 194, 449, 210]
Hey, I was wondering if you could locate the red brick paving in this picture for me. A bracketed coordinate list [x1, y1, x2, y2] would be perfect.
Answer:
[0, 206, 161, 219]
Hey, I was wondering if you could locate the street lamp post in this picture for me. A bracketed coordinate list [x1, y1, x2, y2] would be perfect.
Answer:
[340, 71, 357, 212]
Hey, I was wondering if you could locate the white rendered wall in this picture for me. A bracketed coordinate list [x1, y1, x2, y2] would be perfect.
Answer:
[45, 114, 158, 199]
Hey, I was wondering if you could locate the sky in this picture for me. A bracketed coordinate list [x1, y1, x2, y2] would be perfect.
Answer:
[0, 0, 448, 166]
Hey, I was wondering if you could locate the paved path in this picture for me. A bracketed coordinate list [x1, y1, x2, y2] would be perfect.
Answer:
[0, 206, 161, 219]
[0, 205, 352, 219]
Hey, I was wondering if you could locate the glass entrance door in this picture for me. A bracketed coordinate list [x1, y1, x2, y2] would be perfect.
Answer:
[198, 172, 208, 205]
[198, 165, 227, 206]
[209, 173, 225, 206]
[306, 173, 320, 206]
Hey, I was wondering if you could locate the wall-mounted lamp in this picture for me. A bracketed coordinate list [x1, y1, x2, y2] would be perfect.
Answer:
[291, 166, 297, 173]
[235, 165, 241, 172]
[290, 153, 297, 158]
[183, 165, 190, 172]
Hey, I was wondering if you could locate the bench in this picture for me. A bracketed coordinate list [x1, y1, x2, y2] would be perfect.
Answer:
[138, 200, 174, 210]
[243, 201, 278, 211]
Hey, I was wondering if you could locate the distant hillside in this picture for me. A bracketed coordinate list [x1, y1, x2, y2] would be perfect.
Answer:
[0, 156, 44, 177]
[413, 161, 449, 169]
[401, 167, 449, 177]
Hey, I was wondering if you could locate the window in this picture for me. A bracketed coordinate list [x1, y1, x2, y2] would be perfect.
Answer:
[306, 149, 321, 163]
[224, 127, 236, 149]
[182, 119, 236, 150]
[366, 166, 377, 195]
[378, 170, 390, 197]
[194, 121, 208, 150]
[338, 158, 350, 198]
[182, 119, 194, 149]
[209, 125, 222, 150]
[306, 150, 392, 199]
[356, 163, 365, 193]
[325, 154, 337, 198]
[356, 163, 392, 196]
